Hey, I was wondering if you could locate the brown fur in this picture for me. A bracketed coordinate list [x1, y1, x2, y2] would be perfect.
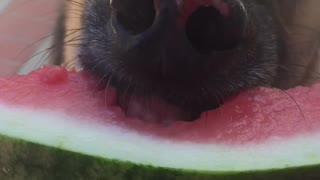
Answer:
[58, 0, 84, 70]
[272, 0, 320, 87]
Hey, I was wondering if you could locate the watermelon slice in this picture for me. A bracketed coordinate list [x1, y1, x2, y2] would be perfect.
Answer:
[0, 66, 320, 179]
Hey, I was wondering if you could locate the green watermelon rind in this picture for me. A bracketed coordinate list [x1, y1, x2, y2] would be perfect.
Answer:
[1, 135, 320, 180]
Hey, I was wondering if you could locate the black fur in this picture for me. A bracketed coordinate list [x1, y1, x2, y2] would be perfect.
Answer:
[74, 0, 285, 118]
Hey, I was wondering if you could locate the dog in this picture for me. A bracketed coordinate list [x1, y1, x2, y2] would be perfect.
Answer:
[21, 0, 320, 120]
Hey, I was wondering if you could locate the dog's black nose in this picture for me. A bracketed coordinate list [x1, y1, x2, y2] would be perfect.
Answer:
[109, 0, 244, 55]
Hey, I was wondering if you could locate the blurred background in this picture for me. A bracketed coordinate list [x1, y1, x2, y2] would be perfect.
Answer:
[0, 0, 59, 76]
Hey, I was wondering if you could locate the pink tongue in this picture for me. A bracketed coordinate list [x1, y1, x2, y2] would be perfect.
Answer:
[124, 96, 192, 126]
[178, 0, 230, 25]
[1, 67, 320, 145]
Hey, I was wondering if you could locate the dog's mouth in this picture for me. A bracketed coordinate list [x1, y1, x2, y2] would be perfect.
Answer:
[119, 95, 198, 125]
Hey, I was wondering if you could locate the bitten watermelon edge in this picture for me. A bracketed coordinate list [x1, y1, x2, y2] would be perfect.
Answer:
[0, 66, 320, 179]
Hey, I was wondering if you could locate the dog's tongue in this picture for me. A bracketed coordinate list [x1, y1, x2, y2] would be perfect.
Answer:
[178, 0, 230, 25]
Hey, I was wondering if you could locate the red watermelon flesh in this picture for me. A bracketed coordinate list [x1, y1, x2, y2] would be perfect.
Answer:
[0, 66, 319, 145]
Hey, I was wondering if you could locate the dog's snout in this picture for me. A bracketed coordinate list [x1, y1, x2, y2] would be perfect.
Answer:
[80, 0, 287, 117]
[111, 0, 245, 55]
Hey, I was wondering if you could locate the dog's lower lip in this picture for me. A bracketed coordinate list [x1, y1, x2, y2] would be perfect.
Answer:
[119, 95, 199, 124]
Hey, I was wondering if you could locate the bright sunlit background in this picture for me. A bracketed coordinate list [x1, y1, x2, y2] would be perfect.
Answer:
[0, 0, 59, 76]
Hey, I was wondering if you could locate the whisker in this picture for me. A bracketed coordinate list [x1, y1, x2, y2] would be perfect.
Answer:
[277, 89, 308, 127]
[104, 72, 114, 105]
[13, 34, 56, 62]
[106, 73, 114, 90]
[17, 28, 84, 63]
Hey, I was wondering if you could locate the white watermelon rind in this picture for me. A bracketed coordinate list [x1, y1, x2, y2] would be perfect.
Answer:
[1, 135, 320, 179]
[1, 135, 167, 179]
[1, 104, 320, 179]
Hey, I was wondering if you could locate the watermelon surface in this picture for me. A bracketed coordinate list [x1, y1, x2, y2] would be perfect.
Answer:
[0, 66, 320, 179]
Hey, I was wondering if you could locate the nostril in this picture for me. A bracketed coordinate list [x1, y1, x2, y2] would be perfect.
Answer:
[185, 6, 242, 54]
[113, 0, 156, 35]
